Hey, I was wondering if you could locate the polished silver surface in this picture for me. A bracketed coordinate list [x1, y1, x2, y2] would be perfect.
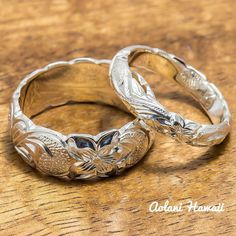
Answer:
[110, 45, 231, 146]
[10, 58, 155, 180]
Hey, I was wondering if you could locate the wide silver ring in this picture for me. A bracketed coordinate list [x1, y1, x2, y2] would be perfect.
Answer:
[10, 58, 155, 180]
[109, 45, 231, 146]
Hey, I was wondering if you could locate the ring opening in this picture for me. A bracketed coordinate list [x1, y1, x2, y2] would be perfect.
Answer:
[128, 50, 227, 125]
[18, 62, 133, 134]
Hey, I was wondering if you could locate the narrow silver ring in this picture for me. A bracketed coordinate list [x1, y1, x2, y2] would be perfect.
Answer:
[10, 58, 155, 180]
[110, 45, 231, 146]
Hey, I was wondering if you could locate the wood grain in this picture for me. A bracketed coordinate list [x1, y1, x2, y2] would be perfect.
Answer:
[0, 0, 235, 235]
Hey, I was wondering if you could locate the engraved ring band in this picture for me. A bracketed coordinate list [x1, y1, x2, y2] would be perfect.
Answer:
[109, 45, 231, 146]
[10, 58, 155, 180]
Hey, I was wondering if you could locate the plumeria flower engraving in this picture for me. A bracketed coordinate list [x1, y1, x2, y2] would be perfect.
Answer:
[66, 130, 122, 178]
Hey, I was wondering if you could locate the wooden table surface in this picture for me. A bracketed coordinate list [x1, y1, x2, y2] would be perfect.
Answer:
[0, 0, 235, 235]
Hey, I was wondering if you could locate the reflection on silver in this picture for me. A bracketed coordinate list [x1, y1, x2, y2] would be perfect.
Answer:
[110, 45, 231, 146]
[10, 58, 155, 180]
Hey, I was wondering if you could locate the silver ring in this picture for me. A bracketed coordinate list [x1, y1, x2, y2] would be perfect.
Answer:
[10, 58, 155, 180]
[110, 45, 231, 146]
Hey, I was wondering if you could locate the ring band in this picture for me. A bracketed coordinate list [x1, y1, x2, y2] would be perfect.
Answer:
[110, 45, 231, 146]
[10, 58, 155, 180]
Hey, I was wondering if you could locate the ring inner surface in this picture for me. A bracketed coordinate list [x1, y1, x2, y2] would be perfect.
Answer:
[128, 51, 225, 125]
[19, 62, 132, 133]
